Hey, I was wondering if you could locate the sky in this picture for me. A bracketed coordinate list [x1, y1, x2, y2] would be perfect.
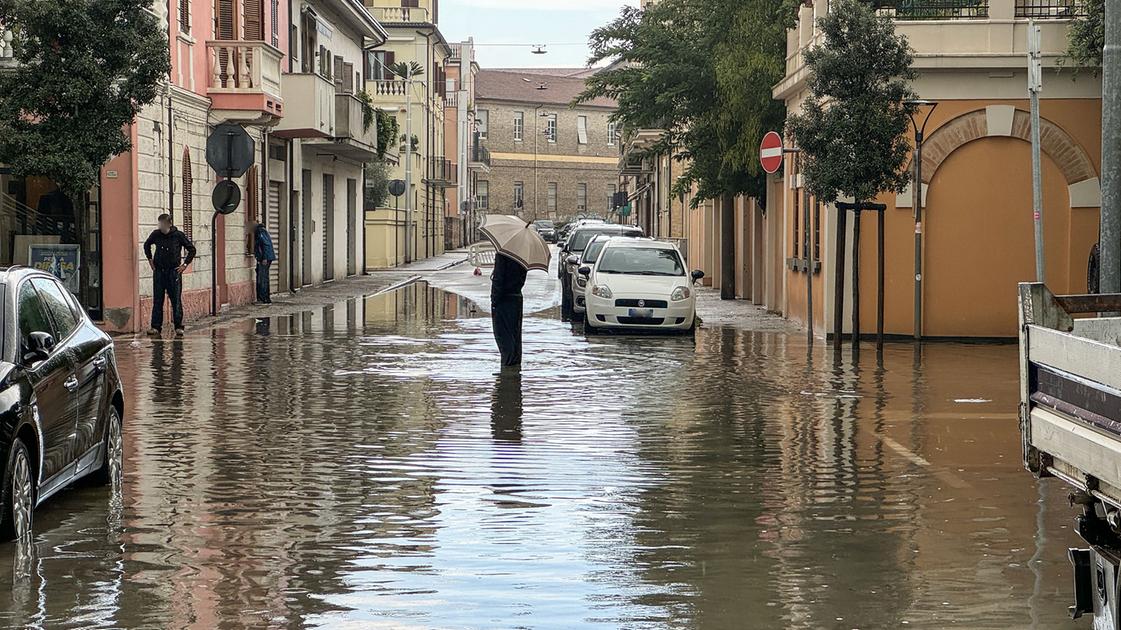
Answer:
[438, 0, 640, 69]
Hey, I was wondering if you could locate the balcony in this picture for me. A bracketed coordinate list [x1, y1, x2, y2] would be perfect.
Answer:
[427, 157, 457, 187]
[776, 0, 1081, 100]
[373, 6, 431, 24]
[469, 143, 491, 171]
[306, 92, 378, 160]
[206, 40, 284, 122]
[273, 72, 336, 139]
[445, 91, 460, 109]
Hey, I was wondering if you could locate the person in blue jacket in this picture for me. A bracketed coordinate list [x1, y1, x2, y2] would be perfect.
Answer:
[252, 221, 278, 304]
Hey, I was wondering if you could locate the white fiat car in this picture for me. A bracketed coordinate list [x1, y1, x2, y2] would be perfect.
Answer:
[580, 239, 704, 333]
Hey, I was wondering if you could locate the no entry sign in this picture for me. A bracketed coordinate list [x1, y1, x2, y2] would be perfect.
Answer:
[759, 131, 784, 174]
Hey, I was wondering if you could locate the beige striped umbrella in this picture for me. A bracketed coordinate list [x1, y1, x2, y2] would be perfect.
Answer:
[478, 214, 551, 272]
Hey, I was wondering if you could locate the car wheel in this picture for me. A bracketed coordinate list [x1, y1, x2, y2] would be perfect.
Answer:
[91, 407, 123, 491]
[561, 281, 573, 316]
[0, 438, 34, 542]
[584, 313, 600, 335]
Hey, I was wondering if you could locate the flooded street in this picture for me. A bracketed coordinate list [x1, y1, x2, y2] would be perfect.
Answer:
[0, 281, 1088, 629]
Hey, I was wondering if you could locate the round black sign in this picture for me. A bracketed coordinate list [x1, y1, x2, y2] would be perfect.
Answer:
[212, 180, 242, 215]
[388, 179, 407, 197]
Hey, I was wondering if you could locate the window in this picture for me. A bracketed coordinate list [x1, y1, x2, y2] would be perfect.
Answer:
[577, 183, 587, 211]
[17, 282, 53, 354]
[547, 182, 557, 215]
[32, 279, 78, 340]
[181, 148, 194, 240]
[608, 184, 617, 211]
[513, 181, 524, 210]
[243, 0, 263, 40]
[546, 114, 557, 143]
[477, 109, 489, 140]
[577, 116, 588, 145]
[179, 0, 190, 33]
[477, 180, 489, 210]
[608, 121, 618, 146]
[513, 111, 524, 142]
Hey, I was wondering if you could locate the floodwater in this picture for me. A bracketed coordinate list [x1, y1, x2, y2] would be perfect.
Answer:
[0, 282, 1089, 629]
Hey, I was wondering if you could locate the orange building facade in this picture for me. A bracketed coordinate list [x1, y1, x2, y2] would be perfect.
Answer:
[770, 0, 1102, 339]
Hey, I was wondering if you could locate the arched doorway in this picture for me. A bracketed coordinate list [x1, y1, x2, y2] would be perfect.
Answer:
[918, 107, 1099, 338]
[924, 136, 1071, 337]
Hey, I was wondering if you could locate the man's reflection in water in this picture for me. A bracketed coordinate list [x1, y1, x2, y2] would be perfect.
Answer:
[491, 369, 523, 441]
[255, 317, 271, 336]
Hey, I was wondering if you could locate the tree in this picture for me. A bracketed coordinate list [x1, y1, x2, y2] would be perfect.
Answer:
[578, 0, 795, 204]
[389, 61, 424, 80]
[1066, 0, 1104, 69]
[366, 161, 390, 209]
[0, 0, 170, 204]
[786, 0, 915, 203]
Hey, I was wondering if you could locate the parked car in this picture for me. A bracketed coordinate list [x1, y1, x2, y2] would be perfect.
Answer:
[558, 224, 644, 315]
[533, 220, 557, 243]
[580, 239, 704, 334]
[567, 234, 641, 316]
[0, 268, 125, 541]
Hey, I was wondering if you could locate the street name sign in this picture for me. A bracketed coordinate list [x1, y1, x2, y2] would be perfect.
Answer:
[760, 131, 784, 174]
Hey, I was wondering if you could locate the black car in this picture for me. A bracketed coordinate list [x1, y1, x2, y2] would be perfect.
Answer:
[558, 224, 644, 316]
[533, 220, 557, 243]
[0, 268, 124, 541]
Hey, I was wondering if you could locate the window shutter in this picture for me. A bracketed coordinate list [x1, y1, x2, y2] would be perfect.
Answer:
[179, 0, 190, 33]
[216, 0, 236, 40]
[343, 62, 354, 93]
[244, 0, 263, 40]
[271, 0, 279, 47]
[181, 148, 194, 240]
[402, 0, 420, 8]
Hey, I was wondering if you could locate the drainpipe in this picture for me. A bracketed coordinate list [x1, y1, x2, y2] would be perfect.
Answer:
[1102, 0, 1121, 293]
[167, 0, 174, 222]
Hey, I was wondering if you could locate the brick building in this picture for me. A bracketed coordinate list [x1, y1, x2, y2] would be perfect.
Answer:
[475, 69, 618, 221]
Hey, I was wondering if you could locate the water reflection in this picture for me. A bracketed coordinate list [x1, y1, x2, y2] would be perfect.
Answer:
[0, 283, 1089, 628]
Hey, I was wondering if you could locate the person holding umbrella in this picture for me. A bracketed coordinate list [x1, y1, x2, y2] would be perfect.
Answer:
[479, 215, 551, 368]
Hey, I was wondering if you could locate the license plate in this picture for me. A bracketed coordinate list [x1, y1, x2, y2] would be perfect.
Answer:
[628, 308, 654, 319]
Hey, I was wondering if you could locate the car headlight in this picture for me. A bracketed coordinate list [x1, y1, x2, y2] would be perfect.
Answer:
[671, 286, 691, 301]
[592, 285, 613, 299]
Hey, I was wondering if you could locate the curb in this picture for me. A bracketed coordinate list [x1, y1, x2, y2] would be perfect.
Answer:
[373, 274, 423, 296]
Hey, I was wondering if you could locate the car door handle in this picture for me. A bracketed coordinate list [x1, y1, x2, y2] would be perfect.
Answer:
[93, 356, 108, 372]
[64, 375, 79, 392]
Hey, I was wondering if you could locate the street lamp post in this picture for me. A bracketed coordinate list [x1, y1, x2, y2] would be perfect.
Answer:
[905, 99, 938, 342]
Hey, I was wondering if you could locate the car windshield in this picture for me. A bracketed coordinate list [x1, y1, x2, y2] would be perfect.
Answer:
[534, 220, 554, 228]
[597, 247, 685, 276]
[582, 240, 608, 264]
[570, 228, 640, 252]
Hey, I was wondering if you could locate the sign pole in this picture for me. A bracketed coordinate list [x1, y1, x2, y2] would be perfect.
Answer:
[1029, 21, 1046, 282]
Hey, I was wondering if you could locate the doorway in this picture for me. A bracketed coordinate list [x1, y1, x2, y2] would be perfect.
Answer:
[347, 178, 357, 276]
[301, 169, 313, 285]
[322, 174, 335, 281]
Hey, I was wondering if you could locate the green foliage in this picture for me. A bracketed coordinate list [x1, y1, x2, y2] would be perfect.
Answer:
[358, 91, 376, 133]
[786, 0, 916, 203]
[400, 134, 420, 153]
[1066, 0, 1104, 70]
[389, 61, 424, 79]
[375, 109, 399, 159]
[0, 0, 170, 202]
[578, 0, 796, 205]
[366, 161, 390, 209]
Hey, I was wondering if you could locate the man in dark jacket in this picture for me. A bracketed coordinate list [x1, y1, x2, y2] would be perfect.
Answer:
[491, 253, 528, 367]
[144, 214, 196, 337]
[252, 221, 277, 304]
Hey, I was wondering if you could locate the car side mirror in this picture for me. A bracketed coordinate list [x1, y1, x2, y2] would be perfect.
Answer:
[578, 266, 592, 277]
[566, 255, 580, 266]
[23, 331, 55, 365]
[691, 270, 705, 282]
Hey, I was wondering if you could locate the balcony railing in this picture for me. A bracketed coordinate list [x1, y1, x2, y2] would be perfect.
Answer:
[873, 0, 989, 19]
[370, 79, 408, 98]
[471, 143, 491, 168]
[1016, 0, 1088, 17]
[374, 6, 431, 24]
[206, 40, 283, 97]
[335, 92, 377, 149]
[1, 25, 15, 66]
[449, 43, 462, 60]
[445, 91, 460, 108]
[430, 157, 457, 186]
